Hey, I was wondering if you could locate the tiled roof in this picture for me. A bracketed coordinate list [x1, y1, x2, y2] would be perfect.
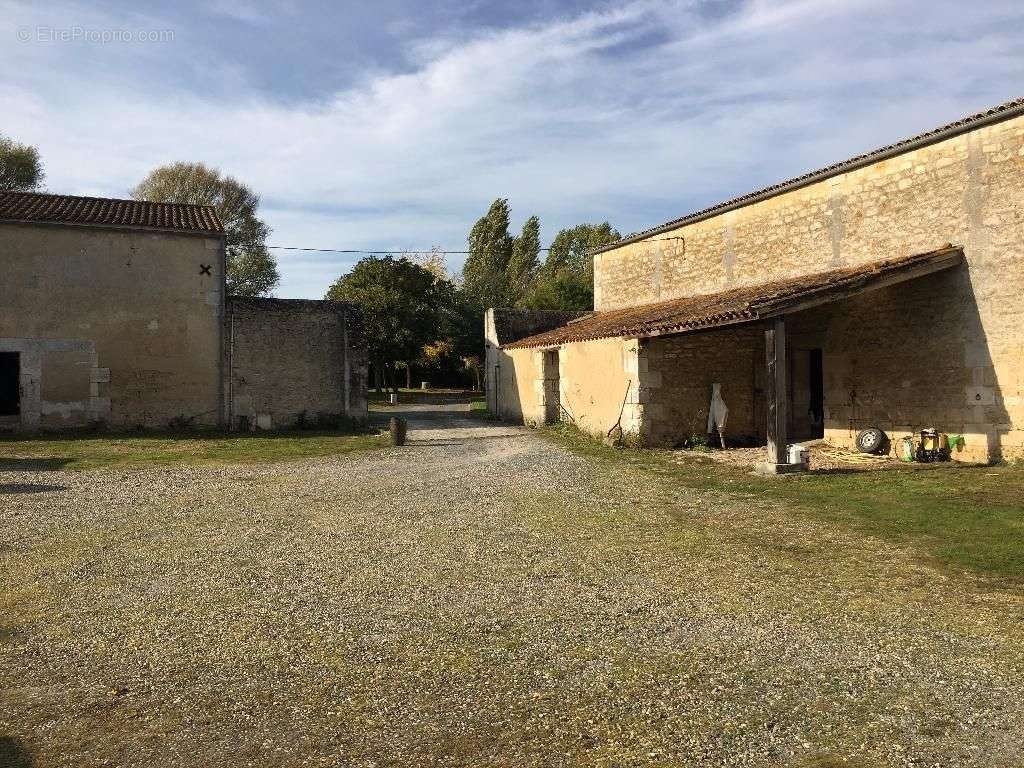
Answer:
[489, 308, 589, 347]
[593, 96, 1024, 256]
[504, 246, 964, 349]
[0, 191, 224, 234]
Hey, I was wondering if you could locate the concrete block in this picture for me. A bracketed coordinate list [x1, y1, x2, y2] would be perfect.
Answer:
[754, 462, 807, 476]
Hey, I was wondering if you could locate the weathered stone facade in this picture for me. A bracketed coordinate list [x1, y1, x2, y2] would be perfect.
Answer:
[0, 220, 226, 430]
[484, 309, 586, 419]
[491, 101, 1024, 462]
[227, 298, 368, 430]
[1, 192, 370, 433]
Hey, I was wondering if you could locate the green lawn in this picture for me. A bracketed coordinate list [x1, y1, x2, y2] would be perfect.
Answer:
[0, 430, 388, 471]
[543, 424, 1024, 584]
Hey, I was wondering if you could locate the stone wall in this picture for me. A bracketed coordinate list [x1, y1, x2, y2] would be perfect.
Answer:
[227, 298, 368, 430]
[484, 308, 588, 415]
[642, 327, 764, 447]
[560, 336, 640, 439]
[592, 113, 1024, 460]
[494, 347, 543, 424]
[0, 223, 225, 430]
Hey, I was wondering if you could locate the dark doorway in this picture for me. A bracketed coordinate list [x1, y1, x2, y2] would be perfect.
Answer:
[0, 352, 19, 416]
[543, 349, 560, 423]
[808, 348, 824, 439]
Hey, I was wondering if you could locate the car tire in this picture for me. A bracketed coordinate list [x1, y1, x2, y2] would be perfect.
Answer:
[856, 427, 886, 454]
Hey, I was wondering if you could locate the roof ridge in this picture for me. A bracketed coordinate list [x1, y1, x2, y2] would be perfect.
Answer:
[593, 96, 1024, 256]
[0, 190, 224, 234]
[0, 189, 219, 213]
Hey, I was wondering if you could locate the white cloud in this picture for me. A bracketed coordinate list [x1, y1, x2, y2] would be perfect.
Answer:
[2, 0, 1023, 297]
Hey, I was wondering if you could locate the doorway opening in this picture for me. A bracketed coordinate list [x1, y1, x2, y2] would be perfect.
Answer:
[0, 352, 20, 416]
[808, 348, 824, 439]
[543, 349, 560, 424]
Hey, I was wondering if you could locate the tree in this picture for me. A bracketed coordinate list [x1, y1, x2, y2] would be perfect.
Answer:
[461, 198, 515, 309]
[0, 134, 44, 191]
[409, 246, 450, 281]
[522, 222, 620, 311]
[325, 255, 444, 392]
[131, 162, 279, 296]
[507, 215, 541, 303]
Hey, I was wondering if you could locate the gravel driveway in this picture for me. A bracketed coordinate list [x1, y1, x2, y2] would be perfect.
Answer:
[2, 406, 1023, 767]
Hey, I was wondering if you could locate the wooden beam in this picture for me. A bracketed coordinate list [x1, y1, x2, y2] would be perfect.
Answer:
[765, 316, 788, 466]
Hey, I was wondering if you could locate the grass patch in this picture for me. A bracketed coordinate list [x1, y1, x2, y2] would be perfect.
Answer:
[0, 430, 388, 471]
[542, 423, 1024, 583]
[470, 398, 488, 413]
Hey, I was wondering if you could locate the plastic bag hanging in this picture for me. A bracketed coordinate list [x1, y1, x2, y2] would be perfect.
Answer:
[707, 383, 728, 447]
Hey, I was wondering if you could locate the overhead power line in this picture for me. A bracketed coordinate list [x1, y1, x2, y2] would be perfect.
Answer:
[264, 236, 683, 256]
[267, 246, 540, 254]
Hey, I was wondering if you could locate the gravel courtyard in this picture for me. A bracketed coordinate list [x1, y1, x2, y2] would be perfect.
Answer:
[2, 407, 1023, 767]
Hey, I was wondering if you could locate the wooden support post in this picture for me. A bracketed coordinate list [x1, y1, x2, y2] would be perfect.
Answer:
[765, 316, 788, 467]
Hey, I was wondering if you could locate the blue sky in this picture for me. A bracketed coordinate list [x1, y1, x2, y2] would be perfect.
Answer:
[2, 0, 1023, 297]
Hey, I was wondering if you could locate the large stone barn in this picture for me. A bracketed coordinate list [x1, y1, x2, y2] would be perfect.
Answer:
[487, 98, 1024, 465]
[0, 191, 367, 432]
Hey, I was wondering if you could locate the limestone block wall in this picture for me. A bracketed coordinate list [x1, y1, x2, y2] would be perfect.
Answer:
[0, 223, 225, 430]
[494, 347, 543, 424]
[227, 298, 368, 430]
[593, 113, 1024, 459]
[559, 336, 641, 440]
[641, 327, 764, 447]
[484, 308, 586, 415]
[798, 268, 999, 462]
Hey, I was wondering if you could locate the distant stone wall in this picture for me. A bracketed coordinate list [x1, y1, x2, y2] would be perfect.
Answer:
[227, 298, 368, 430]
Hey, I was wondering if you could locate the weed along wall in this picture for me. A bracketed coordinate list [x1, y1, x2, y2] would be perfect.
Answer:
[0, 221, 225, 430]
[226, 298, 368, 430]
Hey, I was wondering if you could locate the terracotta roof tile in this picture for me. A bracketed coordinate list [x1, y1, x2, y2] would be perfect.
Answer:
[505, 246, 964, 349]
[0, 191, 224, 234]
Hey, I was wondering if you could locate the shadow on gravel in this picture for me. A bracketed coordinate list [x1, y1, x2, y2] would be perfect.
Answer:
[0, 483, 67, 495]
[0, 736, 35, 767]
[0, 458, 73, 472]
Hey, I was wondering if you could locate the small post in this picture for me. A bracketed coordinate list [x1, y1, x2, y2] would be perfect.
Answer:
[389, 416, 407, 446]
[765, 316, 788, 468]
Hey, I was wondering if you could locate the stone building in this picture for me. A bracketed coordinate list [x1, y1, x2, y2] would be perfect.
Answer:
[0, 191, 367, 431]
[489, 98, 1024, 464]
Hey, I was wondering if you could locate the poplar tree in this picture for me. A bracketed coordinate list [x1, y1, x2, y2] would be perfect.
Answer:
[461, 198, 515, 309]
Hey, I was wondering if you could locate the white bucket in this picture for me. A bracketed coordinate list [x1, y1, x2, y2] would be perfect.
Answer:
[788, 444, 809, 467]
